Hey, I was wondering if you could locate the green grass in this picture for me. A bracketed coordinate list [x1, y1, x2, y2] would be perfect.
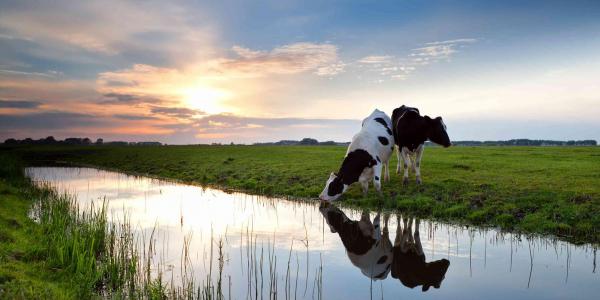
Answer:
[7, 144, 600, 243]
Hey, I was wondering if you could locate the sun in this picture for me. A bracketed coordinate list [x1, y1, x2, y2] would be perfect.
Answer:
[180, 86, 231, 115]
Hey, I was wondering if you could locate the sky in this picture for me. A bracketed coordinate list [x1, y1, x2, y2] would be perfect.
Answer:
[1, 0, 599, 144]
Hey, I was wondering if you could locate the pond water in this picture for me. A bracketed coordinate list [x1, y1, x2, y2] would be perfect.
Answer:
[26, 167, 599, 299]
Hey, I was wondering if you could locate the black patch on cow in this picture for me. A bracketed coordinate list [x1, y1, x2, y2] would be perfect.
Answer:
[374, 117, 393, 135]
[375, 176, 379, 181]
[376, 156, 381, 162]
[327, 177, 344, 197]
[336, 149, 377, 186]
[378, 136, 389, 145]
[322, 207, 376, 255]
[377, 255, 388, 264]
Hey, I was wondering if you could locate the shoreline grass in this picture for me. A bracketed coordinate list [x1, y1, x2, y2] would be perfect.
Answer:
[5, 144, 600, 243]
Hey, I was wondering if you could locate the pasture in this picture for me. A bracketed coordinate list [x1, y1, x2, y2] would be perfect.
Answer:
[12, 145, 600, 242]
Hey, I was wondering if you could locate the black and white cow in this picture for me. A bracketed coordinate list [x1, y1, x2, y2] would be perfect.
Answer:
[319, 109, 394, 201]
[391, 105, 451, 185]
[319, 202, 393, 280]
[391, 216, 450, 292]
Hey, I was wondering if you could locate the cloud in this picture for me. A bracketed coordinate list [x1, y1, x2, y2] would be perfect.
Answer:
[224, 42, 343, 76]
[0, 0, 215, 66]
[150, 106, 206, 119]
[0, 69, 58, 78]
[425, 38, 478, 46]
[113, 114, 158, 121]
[355, 38, 477, 81]
[0, 111, 107, 130]
[410, 38, 477, 65]
[101, 92, 162, 105]
[357, 55, 393, 64]
[0, 99, 42, 109]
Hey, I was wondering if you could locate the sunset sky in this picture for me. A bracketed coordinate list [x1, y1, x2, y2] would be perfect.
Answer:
[1, 0, 599, 144]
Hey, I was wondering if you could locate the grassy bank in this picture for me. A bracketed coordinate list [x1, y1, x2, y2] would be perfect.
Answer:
[0, 153, 213, 299]
[8, 145, 600, 243]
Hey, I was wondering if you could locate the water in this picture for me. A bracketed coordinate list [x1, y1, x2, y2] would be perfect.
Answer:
[26, 167, 599, 299]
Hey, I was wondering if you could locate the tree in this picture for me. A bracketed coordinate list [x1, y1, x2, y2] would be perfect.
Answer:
[299, 138, 319, 145]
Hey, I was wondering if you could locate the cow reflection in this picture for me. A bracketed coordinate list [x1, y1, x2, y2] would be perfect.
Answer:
[392, 217, 450, 291]
[319, 202, 393, 280]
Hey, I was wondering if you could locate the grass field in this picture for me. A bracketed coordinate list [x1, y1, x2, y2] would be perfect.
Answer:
[7, 145, 600, 243]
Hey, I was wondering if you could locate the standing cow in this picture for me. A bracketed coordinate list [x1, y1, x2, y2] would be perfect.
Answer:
[319, 109, 394, 201]
[391, 105, 451, 185]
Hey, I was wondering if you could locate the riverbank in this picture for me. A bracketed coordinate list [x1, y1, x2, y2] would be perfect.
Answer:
[0, 155, 82, 298]
[6, 145, 600, 243]
[0, 154, 188, 298]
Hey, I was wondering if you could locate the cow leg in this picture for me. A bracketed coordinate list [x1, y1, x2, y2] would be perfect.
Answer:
[373, 163, 383, 195]
[407, 218, 415, 245]
[401, 147, 411, 185]
[414, 218, 423, 255]
[384, 160, 390, 182]
[360, 179, 369, 196]
[401, 217, 410, 252]
[396, 146, 402, 174]
[359, 211, 374, 237]
[372, 212, 382, 240]
[415, 144, 424, 184]
[383, 213, 390, 237]
[394, 215, 403, 247]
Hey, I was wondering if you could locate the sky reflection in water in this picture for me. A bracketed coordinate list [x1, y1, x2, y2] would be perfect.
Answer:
[26, 167, 599, 299]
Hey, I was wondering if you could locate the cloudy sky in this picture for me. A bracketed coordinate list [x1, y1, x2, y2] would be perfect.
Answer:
[1, 0, 599, 144]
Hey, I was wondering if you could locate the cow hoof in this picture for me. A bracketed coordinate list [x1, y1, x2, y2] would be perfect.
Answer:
[416, 177, 422, 185]
[403, 178, 409, 186]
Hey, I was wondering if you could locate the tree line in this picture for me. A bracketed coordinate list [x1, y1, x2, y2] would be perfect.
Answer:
[2, 136, 596, 147]
[2, 136, 162, 146]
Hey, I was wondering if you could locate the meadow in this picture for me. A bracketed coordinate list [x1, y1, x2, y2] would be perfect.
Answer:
[10, 144, 600, 243]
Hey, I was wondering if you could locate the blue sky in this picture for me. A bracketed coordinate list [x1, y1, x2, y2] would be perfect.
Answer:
[1, 0, 599, 143]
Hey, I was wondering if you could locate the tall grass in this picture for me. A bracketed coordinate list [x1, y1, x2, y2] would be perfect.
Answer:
[25, 184, 322, 299]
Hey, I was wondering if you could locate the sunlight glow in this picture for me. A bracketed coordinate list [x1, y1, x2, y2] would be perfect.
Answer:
[180, 85, 231, 114]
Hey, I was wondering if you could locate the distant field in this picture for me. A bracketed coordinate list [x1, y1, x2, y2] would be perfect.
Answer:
[8, 145, 600, 243]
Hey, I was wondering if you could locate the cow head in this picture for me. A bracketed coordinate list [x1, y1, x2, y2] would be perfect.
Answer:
[426, 116, 451, 147]
[319, 172, 348, 201]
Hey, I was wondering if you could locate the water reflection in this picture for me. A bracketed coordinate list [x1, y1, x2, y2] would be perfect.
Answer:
[319, 202, 393, 280]
[392, 217, 450, 291]
[26, 167, 600, 300]
[320, 203, 450, 291]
